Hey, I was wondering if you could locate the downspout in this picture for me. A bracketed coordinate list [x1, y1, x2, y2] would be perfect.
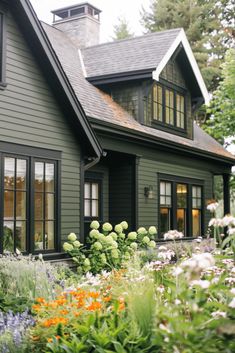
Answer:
[84, 151, 107, 171]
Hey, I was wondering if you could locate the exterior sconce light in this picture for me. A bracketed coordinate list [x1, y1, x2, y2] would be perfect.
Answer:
[144, 186, 154, 199]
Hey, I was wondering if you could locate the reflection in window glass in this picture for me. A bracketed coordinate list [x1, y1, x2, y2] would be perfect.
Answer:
[165, 89, 174, 125]
[192, 186, 202, 237]
[177, 184, 187, 234]
[3, 157, 27, 252]
[176, 94, 185, 129]
[160, 181, 172, 235]
[84, 182, 99, 218]
[34, 162, 55, 251]
[153, 84, 163, 122]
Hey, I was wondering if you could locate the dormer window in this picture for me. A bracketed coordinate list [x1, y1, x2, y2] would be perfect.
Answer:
[153, 83, 185, 130]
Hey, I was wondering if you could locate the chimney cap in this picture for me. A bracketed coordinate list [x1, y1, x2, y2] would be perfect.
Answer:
[51, 2, 101, 17]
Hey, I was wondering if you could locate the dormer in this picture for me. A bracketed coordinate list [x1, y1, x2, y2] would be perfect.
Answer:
[79, 28, 209, 139]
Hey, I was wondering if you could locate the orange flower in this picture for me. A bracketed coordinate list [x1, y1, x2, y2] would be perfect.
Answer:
[74, 311, 82, 317]
[86, 301, 102, 311]
[32, 304, 41, 312]
[89, 291, 100, 299]
[59, 309, 69, 315]
[42, 317, 68, 328]
[47, 335, 61, 343]
[103, 296, 112, 302]
[35, 297, 45, 304]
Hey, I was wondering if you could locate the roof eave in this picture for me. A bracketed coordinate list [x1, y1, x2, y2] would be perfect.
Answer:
[89, 117, 235, 166]
[152, 28, 210, 105]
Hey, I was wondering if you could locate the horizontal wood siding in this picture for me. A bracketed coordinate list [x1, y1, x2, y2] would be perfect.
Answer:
[109, 162, 134, 228]
[0, 11, 82, 244]
[111, 83, 140, 121]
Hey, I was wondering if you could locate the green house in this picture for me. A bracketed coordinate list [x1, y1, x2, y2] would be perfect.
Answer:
[0, 0, 234, 257]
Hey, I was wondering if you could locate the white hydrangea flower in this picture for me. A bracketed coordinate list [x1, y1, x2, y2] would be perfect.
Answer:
[73, 240, 82, 248]
[142, 236, 150, 244]
[68, 232, 77, 242]
[148, 240, 156, 248]
[89, 229, 100, 239]
[148, 226, 157, 235]
[102, 222, 113, 232]
[90, 220, 100, 230]
[207, 202, 219, 212]
[128, 232, 137, 240]
[63, 242, 73, 252]
[137, 227, 148, 235]
[211, 311, 227, 318]
[120, 221, 128, 230]
[114, 224, 123, 234]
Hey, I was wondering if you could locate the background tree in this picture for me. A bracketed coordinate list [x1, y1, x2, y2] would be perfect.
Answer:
[112, 16, 134, 41]
[141, 0, 235, 91]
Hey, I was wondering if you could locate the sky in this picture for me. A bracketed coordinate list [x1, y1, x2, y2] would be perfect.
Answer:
[29, 0, 151, 42]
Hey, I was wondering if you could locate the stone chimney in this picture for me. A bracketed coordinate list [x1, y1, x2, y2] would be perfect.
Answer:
[51, 3, 101, 48]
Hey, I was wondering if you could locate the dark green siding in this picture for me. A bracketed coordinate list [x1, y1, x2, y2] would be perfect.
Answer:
[96, 134, 225, 235]
[111, 83, 140, 121]
[0, 11, 82, 243]
[109, 161, 134, 228]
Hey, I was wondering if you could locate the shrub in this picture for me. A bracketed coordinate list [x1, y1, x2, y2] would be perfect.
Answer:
[63, 221, 157, 274]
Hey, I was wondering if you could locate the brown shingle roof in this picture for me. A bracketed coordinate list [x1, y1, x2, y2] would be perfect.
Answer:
[42, 22, 235, 163]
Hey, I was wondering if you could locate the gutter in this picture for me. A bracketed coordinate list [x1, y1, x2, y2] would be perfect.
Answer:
[84, 151, 107, 171]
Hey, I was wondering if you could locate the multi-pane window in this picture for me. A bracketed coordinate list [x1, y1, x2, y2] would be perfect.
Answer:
[192, 186, 202, 237]
[3, 157, 27, 253]
[159, 177, 203, 238]
[176, 183, 187, 234]
[152, 83, 185, 130]
[0, 151, 59, 254]
[160, 181, 172, 235]
[34, 162, 56, 251]
[153, 84, 163, 122]
[84, 181, 100, 218]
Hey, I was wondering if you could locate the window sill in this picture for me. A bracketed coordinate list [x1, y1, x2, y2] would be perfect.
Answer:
[151, 121, 188, 138]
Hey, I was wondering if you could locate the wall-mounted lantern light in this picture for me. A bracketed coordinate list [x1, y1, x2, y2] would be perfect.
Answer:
[144, 185, 154, 199]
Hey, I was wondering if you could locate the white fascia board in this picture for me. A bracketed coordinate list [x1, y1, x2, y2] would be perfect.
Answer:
[152, 28, 210, 105]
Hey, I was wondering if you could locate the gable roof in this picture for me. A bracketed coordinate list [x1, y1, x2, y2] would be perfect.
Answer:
[81, 28, 209, 104]
[9, 0, 102, 158]
[42, 22, 235, 165]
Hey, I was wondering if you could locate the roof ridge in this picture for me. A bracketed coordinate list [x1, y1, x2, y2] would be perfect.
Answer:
[82, 28, 182, 51]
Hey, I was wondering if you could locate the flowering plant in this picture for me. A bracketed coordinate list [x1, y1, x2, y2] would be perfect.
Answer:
[63, 221, 157, 274]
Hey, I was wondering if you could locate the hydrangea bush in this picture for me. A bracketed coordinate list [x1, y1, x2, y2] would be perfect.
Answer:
[63, 221, 157, 274]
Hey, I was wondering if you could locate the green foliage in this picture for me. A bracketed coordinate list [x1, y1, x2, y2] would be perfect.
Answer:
[204, 48, 235, 146]
[112, 16, 134, 41]
[63, 222, 157, 275]
[141, 0, 235, 91]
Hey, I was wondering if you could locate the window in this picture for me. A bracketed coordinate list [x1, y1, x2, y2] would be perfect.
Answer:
[153, 83, 185, 130]
[0, 145, 60, 254]
[34, 162, 56, 251]
[84, 181, 100, 218]
[159, 176, 203, 237]
[160, 181, 172, 235]
[192, 186, 202, 237]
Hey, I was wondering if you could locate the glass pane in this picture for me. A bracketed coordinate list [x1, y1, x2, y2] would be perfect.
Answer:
[177, 184, 187, 208]
[16, 159, 27, 190]
[153, 84, 157, 101]
[45, 221, 54, 250]
[170, 91, 174, 108]
[92, 200, 99, 217]
[169, 109, 174, 125]
[92, 183, 98, 199]
[160, 196, 165, 205]
[45, 193, 54, 220]
[4, 158, 15, 190]
[192, 198, 197, 208]
[165, 90, 169, 105]
[84, 200, 90, 217]
[177, 209, 186, 234]
[45, 164, 54, 192]
[181, 96, 184, 112]
[160, 182, 165, 195]
[177, 111, 181, 127]
[192, 186, 197, 197]
[160, 208, 170, 235]
[3, 221, 14, 252]
[176, 94, 181, 110]
[158, 104, 163, 121]
[35, 193, 44, 220]
[158, 86, 162, 104]
[85, 183, 90, 198]
[197, 199, 201, 208]
[197, 187, 202, 197]
[35, 162, 44, 192]
[34, 221, 44, 250]
[15, 221, 26, 252]
[165, 196, 171, 206]
[166, 182, 171, 196]
[4, 191, 14, 218]
[180, 113, 184, 128]
[16, 191, 26, 220]
[192, 209, 201, 237]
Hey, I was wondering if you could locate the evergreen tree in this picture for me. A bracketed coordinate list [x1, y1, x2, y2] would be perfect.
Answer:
[141, 0, 235, 91]
[112, 16, 134, 41]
